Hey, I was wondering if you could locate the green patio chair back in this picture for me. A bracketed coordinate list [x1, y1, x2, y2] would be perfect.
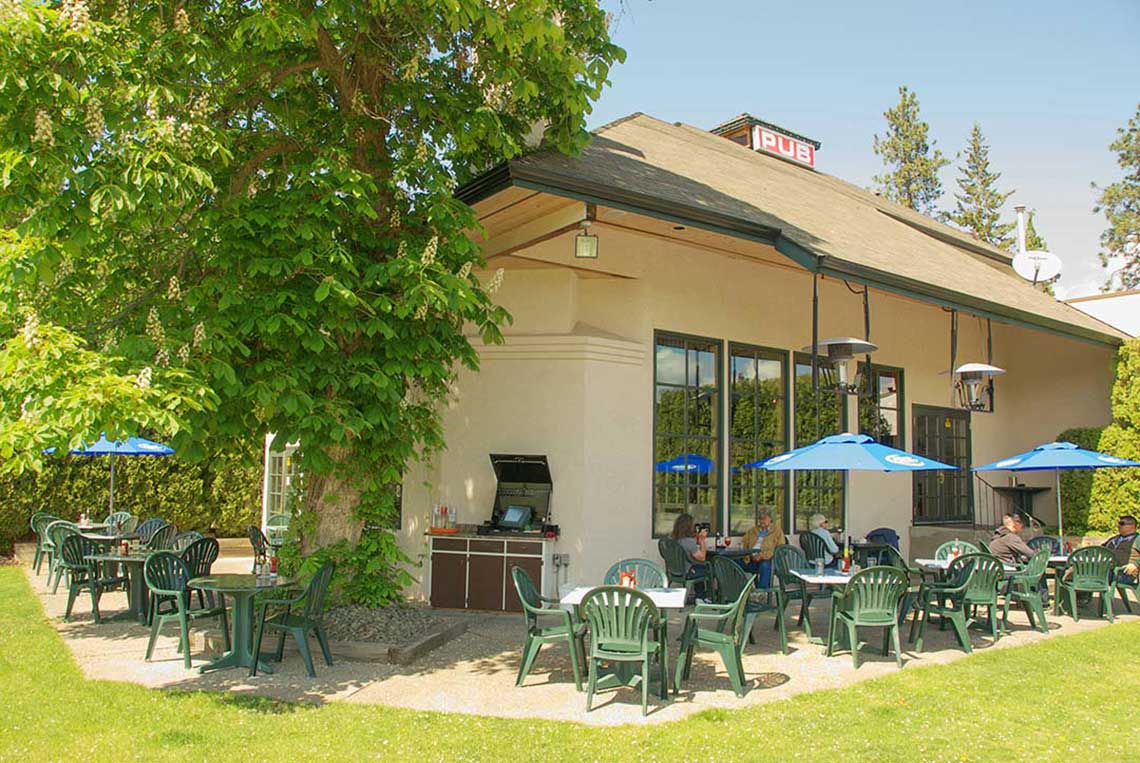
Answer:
[1028, 535, 1062, 554]
[1017, 547, 1050, 581]
[960, 553, 1005, 605]
[171, 530, 206, 553]
[710, 554, 751, 605]
[773, 543, 806, 582]
[828, 566, 909, 668]
[146, 523, 176, 550]
[145, 551, 191, 599]
[910, 553, 1004, 655]
[1055, 546, 1115, 623]
[248, 525, 269, 558]
[580, 586, 666, 716]
[603, 558, 667, 588]
[118, 515, 139, 536]
[136, 518, 168, 544]
[657, 538, 689, 582]
[772, 544, 818, 639]
[251, 562, 337, 678]
[266, 514, 290, 545]
[509, 566, 584, 691]
[799, 531, 830, 562]
[675, 574, 756, 697]
[709, 555, 786, 651]
[179, 536, 219, 576]
[1067, 546, 1115, 588]
[103, 511, 132, 531]
[935, 539, 980, 560]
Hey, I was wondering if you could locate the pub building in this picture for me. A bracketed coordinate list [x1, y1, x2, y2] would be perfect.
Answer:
[264, 112, 1125, 611]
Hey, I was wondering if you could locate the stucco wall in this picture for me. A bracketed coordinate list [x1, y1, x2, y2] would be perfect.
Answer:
[395, 224, 1116, 598]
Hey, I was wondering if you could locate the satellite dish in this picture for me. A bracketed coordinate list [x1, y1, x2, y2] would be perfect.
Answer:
[1012, 250, 1062, 284]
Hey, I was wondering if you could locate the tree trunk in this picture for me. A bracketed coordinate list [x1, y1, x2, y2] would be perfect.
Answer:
[301, 448, 364, 554]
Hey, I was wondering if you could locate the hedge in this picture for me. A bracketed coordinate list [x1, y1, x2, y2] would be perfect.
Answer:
[0, 448, 262, 554]
[1057, 426, 1106, 536]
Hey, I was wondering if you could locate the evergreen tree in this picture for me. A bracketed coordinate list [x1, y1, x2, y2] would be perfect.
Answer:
[873, 86, 950, 215]
[945, 123, 1015, 249]
[1021, 211, 1055, 295]
[1094, 103, 1140, 289]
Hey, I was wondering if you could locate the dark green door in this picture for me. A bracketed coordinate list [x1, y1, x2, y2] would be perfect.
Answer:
[911, 405, 972, 525]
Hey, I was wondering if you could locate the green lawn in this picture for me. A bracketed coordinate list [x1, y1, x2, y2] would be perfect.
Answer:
[0, 566, 1129, 761]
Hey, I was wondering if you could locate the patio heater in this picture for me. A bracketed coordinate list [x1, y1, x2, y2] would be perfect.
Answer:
[952, 362, 1005, 411]
[800, 337, 878, 395]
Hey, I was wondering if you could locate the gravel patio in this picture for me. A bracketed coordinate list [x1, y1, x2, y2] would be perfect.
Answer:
[17, 543, 1137, 726]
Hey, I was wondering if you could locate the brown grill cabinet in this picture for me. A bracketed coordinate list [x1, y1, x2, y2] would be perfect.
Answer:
[428, 534, 555, 611]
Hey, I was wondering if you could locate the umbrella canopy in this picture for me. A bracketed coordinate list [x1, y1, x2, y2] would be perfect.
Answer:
[973, 441, 1140, 541]
[744, 433, 956, 472]
[68, 434, 174, 511]
[655, 453, 714, 474]
[743, 433, 956, 534]
[69, 434, 174, 457]
[973, 441, 1140, 472]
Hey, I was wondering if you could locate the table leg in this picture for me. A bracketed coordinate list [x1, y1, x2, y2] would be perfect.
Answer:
[199, 592, 275, 674]
[129, 566, 149, 624]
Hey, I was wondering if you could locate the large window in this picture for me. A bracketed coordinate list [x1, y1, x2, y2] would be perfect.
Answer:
[858, 364, 904, 449]
[728, 344, 788, 534]
[793, 354, 847, 532]
[653, 332, 721, 536]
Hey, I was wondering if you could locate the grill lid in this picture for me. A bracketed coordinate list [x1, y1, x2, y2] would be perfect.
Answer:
[489, 454, 551, 485]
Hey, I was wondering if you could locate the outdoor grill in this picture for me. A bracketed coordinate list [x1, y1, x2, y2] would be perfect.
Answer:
[487, 453, 552, 533]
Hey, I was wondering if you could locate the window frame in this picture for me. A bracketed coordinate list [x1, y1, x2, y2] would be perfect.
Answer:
[652, 330, 724, 538]
[727, 342, 790, 533]
[857, 363, 906, 450]
[791, 352, 849, 533]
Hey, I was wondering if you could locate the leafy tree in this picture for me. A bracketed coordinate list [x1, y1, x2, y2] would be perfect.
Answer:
[1094, 103, 1140, 289]
[873, 86, 950, 215]
[945, 123, 1015, 249]
[0, 0, 623, 603]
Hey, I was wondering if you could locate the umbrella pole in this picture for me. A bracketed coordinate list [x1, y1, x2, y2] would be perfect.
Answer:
[1055, 469, 1063, 549]
[109, 454, 115, 512]
[843, 471, 849, 538]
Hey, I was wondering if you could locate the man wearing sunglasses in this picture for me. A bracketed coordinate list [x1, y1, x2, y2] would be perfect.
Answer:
[1103, 516, 1139, 583]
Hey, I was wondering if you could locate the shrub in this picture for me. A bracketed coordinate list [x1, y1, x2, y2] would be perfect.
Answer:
[1084, 339, 1140, 535]
[0, 447, 262, 552]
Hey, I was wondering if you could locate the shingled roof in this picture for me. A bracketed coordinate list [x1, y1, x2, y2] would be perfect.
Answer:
[461, 112, 1125, 345]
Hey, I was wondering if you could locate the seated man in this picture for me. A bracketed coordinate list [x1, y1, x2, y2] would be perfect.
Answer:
[1103, 515, 1139, 584]
[989, 512, 1034, 565]
[740, 507, 786, 588]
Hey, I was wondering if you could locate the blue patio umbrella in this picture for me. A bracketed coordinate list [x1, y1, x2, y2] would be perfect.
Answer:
[655, 453, 715, 474]
[744, 433, 957, 531]
[69, 434, 174, 511]
[974, 441, 1140, 542]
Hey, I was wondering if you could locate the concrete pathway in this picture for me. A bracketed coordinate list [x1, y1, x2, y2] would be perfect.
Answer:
[18, 544, 1138, 726]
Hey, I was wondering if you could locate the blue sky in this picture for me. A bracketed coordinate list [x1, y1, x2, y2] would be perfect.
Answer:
[593, 0, 1140, 297]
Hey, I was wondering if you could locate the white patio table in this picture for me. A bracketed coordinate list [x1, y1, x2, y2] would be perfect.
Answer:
[559, 585, 687, 609]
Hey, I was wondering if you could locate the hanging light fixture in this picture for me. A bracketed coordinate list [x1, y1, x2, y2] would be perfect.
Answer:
[800, 337, 878, 395]
[953, 362, 1005, 410]
[574, 206, 598, 260]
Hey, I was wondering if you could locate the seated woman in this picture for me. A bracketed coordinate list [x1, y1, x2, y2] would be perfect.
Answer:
[740, 507, 785, 588]
[672, 512, 708, 594]
[809, 513, 840, 568]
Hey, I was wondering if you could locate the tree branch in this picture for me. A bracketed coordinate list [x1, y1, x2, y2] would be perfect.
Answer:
[227, 140, 304, 199]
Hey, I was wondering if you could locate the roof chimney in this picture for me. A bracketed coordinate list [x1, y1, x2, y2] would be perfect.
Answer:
[711, 113, 821, 170]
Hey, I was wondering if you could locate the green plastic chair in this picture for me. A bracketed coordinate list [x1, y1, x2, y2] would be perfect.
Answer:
[58, 534, 120, 623]
[47, 520, 80, 593]
[1055, 546, 1115, 623]
[580, 586, 667, 716]
[772, 544, 821, 639]
[103, 511, 132, 533]
[799, 531, 832, 564]
[251, 562, 335, 677]
[145, 523, 177, 550]
[171, 530, 206, 553]
[1003, 548, 1050, 634]
[179, 537, 220, 609]
[118, 515, 139, 536]
[934, 539, 980, 560]
[144, 552, 230, 668]
[827, 566, 909, 668]
[910, 553, 1005, 654]
[1113, 567, 1140, 613]
[709, 554, 787, 653]
[30, 513, 59, 575]
[136, 518, 168, 544]
[675, 572, 756, 697]
[658, 538, 705, 601]
[603, 558, 667, 588]
[510, 566, 584, 691]
[875, 545, 922, 624]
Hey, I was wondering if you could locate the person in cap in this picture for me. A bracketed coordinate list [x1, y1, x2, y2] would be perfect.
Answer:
[740, 507, 786, 588]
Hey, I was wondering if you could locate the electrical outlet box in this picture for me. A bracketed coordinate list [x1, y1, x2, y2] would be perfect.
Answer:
[557, 553, 570, 566]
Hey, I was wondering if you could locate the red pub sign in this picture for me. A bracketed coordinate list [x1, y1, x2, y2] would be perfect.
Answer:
[754, 125, 816, 168]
